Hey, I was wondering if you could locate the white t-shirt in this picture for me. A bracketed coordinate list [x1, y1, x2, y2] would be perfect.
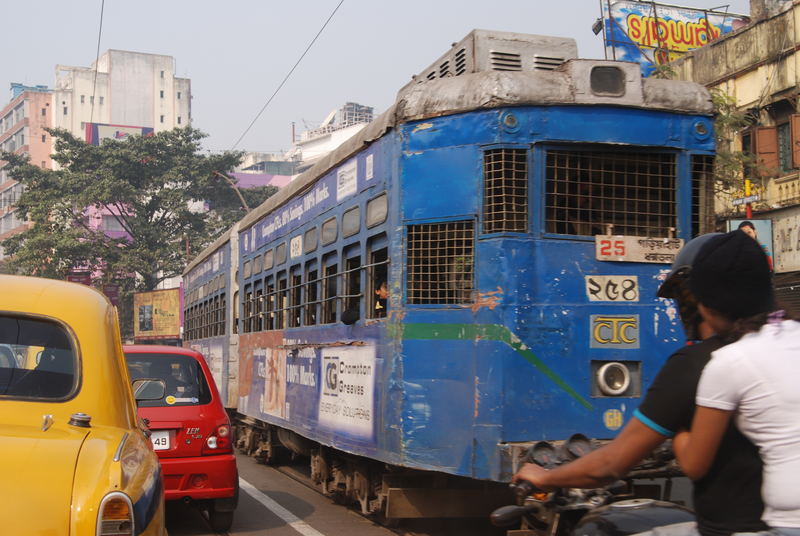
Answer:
[697, 319, 800, 528]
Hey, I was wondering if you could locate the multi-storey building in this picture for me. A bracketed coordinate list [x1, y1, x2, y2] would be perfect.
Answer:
[54, 49, 191, 138]
[670, 0, 800, 310]
[0, 84, 54, 257]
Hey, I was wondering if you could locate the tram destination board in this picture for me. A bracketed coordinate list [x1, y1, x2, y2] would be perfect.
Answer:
[596, 235, 684, 264]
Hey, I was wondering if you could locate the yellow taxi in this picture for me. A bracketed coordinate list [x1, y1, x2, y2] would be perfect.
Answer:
[0, 275, 167, 535]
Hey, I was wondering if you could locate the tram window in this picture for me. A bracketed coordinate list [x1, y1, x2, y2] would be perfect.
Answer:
[243, 260, 252, 279]
[407, 220, 475, 304]
[544, 149, 677, 238]
[322, 256, 338, 324]
[253, 254, 263, 275]
[321, 217, 337, 246]
[369, 246, 389, 319]
[366, 193, 388, 228]
[243, 285, 253, 333]
[289, 268, 302, 328]
[343, 252, 362, 321]
[264, 276, 275, 330]
[275, 243, 287, 266]
[305, 264, 319, 326]
[254, 281, 264, 332]
[691, 155, 715, 236]
[483, 149, 528, 233]
[276, 273, 287, 329]
[219, 293, 226, 335]
[232, 291, 239, 334]
[342, 207, 360, 238]
[304, 228, 318, 254]
[264, 249, 274, 270]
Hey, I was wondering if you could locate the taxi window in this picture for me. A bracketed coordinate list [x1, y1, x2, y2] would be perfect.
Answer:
[0, 315, 77, 400]
[125, 353, 212, 407]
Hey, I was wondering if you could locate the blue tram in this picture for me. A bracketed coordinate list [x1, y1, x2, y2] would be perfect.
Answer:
[183, 30, 715, 518]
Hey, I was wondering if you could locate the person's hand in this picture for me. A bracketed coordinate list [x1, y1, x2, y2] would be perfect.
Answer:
[512, 463, 555, 492]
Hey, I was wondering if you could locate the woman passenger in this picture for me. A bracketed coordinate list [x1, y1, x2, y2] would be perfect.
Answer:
[673, 230, 800, 535]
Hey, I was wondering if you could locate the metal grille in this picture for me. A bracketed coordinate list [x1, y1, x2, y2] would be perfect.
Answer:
[691, 155, 715, 236]
[483, 149, 528, 233]
[407, 221, 474, 304]
[490, 51, 522, 71]
[545, 149, 676, 237]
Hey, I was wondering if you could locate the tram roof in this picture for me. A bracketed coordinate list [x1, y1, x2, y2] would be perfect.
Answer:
[185, 61, 712, 275]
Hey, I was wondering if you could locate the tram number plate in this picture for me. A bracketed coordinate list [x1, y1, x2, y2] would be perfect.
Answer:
[585, 275, 639, 302]
[596, 236, 683, 264]
[150, 430, 170, 450]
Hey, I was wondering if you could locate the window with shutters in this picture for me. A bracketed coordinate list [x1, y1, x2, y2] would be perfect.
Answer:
[755, 126, 779, 177]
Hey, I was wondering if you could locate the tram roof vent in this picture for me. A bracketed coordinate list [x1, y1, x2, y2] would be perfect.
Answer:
[401, 29, 578, 93]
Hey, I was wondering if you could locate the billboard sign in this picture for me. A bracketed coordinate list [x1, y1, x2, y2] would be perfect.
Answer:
[600, 1, 749, 76]
[85, 123, 154, 146]
[133, 288, 181, 340]
[727, 219, 774, 271]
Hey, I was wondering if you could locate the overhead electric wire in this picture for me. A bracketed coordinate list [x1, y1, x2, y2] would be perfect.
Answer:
[231, 0, 345, 150]
[89, 0, 106, 125]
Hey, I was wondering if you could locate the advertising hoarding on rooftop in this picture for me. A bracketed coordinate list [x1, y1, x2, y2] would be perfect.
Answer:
[85, 122, 154, 145]
[600, 1, 750, 76]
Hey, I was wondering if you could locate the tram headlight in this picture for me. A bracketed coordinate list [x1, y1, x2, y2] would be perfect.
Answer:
[596, 362, 631, 396]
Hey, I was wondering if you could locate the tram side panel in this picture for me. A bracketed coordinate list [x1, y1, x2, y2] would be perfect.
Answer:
[234, 134, 406, 467]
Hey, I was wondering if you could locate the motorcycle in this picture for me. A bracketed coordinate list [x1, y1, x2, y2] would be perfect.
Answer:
[491, 435, 694, 536]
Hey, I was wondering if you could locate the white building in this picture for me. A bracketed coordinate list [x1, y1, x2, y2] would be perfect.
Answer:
[54, 50, 191, 138]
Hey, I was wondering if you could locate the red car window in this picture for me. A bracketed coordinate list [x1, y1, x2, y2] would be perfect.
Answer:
[125, 353, 211, 407]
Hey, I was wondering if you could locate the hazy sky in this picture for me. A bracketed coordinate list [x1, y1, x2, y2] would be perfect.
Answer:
[3, 0, 751, 155]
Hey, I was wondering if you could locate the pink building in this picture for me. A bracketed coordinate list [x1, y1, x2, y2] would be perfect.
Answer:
[0, 84, 54, 257]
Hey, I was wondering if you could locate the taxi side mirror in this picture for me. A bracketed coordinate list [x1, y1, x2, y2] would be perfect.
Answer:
[132, 378, 166, 401]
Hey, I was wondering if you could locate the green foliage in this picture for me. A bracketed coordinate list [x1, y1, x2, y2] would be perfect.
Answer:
[710, 88, 759, 193]
[0, 127, 275, 293]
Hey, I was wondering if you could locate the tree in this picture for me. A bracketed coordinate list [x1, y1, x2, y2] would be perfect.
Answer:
[709, 88, 759, 195]
[0, 127, 273, 291]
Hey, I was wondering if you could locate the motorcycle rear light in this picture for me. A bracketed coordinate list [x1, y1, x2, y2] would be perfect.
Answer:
[98, 492, 134, 536]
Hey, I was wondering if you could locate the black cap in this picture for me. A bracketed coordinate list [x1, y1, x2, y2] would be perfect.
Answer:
[688, 230, 773, 320]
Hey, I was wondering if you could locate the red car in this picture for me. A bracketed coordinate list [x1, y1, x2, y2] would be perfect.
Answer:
[124, 345, 238, 531]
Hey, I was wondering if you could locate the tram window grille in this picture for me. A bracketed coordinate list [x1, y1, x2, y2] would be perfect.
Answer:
[276, 277, 287, 329]
[691, 155, 715, 236]
[306, 269, 319, 325]
[265, 282, 275, 330]
[369, 248, 389, 319]
[254, 288, 263, 332]
[289, 273, 302, 327]
[232, 291, 239, 334]
[219, 293, 226, 335]
[344, 257, 362, 318]
[545, 150, 677, 237]
[483, 148, 528, 233]
[243, 288, 252, 333]
[407, 220, 475, 304]
[322, 263, 338, 324]
[204, 301, 212, 338]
